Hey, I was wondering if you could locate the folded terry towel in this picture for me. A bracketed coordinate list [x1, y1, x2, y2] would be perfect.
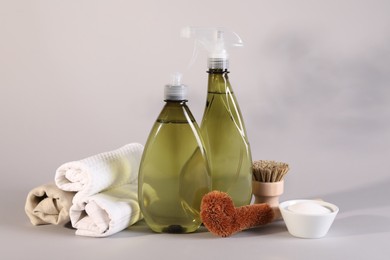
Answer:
[55, 143, 143, 202]
[69, 183, 141, 237]
[25, 183, 75, 225]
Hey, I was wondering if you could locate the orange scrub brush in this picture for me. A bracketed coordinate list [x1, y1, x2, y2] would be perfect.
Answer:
[200, 191, 274, 237]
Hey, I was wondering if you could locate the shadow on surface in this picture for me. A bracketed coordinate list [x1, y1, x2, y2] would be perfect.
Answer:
[243, 220, 287, 236]
[316, 178, 390, 237]
[330, 214, 390, 238]
[110, 220, 210, 239]
[316, 177, 390, 213]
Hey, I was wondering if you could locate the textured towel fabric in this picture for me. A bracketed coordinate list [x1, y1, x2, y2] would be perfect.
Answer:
[25, 183, 75, 225]
[55, 143, 143, 202]
[69, 183, 141, 237]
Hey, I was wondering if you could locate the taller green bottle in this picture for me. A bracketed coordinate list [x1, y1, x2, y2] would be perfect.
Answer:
[138, 73, 211, 233]
[182, 27, 252, 207]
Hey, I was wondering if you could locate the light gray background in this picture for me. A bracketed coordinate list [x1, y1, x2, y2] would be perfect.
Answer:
[1, 0, 389, 259]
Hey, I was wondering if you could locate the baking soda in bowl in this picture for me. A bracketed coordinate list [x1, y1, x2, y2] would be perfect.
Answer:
[288, 201, 332, 215]
[279, 199, 339, 238]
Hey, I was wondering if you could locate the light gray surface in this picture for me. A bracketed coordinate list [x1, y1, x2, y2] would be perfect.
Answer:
[1, 0, 390, 259]
[2, 184, 390, 259]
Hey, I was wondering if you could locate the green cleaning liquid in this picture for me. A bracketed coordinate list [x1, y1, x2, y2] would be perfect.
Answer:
[181, 27, 253, 207]
[200, 69, 252, 207]
[138, 75, 211, 233]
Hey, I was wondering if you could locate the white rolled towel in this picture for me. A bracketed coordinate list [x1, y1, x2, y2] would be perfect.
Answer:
[69, 183, 141, 237]
[55, 143, 143, 202]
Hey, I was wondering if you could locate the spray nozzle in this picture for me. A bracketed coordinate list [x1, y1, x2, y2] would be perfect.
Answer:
[170, 72, 183, 86]
[181, 26, 243, 69]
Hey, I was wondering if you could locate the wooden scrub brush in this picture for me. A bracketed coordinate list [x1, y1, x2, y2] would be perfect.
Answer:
[252, 160, 290, 219]
[200, 191, 274, 237]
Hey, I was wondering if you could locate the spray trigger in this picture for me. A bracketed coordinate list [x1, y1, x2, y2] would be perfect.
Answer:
[181, 26, 243, 70]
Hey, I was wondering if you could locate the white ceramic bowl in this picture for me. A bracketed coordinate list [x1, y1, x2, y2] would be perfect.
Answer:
[279, 199, 339, 239]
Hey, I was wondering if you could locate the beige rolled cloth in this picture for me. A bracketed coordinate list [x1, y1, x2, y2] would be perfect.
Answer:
[25, 183, 75, 225]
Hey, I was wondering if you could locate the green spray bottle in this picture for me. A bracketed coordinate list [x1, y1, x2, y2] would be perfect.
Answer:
[181, 27, 252, 207]
[138, 73, 211, 233]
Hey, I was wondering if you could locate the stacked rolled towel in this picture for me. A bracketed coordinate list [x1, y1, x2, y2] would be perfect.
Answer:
[55, 143, 143, 202]
[70, 183, 141, 237]
[25, 183, 75, 225]
[54, 143, 144, 237]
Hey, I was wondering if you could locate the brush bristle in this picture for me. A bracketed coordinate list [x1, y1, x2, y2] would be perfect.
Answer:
[201, 191, 236, 237]
[235, 203, 274, 230]
[200, 191, 274, 237]
[252, 160, 290, 182]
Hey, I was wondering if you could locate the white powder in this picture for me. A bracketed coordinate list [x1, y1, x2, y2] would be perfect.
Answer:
[288, 201, 332, 214]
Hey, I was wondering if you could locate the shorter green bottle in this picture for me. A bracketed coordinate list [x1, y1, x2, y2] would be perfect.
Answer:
[138, 73, 211, 233]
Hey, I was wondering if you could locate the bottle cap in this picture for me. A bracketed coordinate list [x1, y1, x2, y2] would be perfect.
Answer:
[164, 72, 188, 101]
